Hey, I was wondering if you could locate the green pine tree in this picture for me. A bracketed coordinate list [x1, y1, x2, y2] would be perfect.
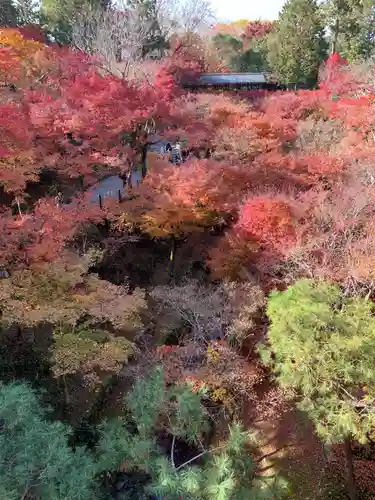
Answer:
[97, 366, 289, 499]
[260, 279, 375, 500]
[212, 32, 270, 72]
[212, 33, 243, 70]
[267, 0, 327, 86]
[0, 381, 98, 500]
[0, 370, 289, 499]
[322, 0, 375, 61]
[0, 0, 18, 26]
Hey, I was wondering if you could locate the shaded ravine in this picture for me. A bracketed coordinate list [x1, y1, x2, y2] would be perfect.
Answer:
[88, 139, 171, 204]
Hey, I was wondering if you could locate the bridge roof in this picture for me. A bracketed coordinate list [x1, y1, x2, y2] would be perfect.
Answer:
[196, 72, 266, 85]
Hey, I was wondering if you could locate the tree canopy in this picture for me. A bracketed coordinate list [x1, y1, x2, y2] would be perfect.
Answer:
[0, 381, 98, 500]
[267, 0, 327, 85]
[261, 279, 375, 445]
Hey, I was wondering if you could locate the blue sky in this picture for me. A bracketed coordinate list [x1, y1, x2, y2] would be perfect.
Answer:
[213, 0, 286, 22]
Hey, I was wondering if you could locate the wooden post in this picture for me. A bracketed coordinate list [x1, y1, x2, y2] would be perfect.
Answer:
[168, 234, 177, 280]
[344, 437, 356, 500]
[141, 143, 148, 179]
[332, 18, 340, 55]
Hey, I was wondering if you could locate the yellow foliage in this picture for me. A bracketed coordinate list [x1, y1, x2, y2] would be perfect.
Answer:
[51, 325, 134, 386]
[0, 29, 44, 58]
[207, 344, 221, 363]
[0, 253, 146, 330]
[211, 387, 236, 416]
[0, 29, 52, 86]
[229, 19, 250, 30]
[213, 20, 249, 37]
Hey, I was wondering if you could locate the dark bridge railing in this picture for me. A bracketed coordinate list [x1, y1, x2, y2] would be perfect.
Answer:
[181, 82, 309, 92]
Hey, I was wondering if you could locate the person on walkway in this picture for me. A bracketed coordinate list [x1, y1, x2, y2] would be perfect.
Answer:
[171, 137, 182, 165]
[163, 142, 171, 155]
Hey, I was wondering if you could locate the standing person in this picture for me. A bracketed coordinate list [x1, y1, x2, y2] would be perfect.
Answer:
[171, 137, 182, 165]
[165, 142, 172, 162]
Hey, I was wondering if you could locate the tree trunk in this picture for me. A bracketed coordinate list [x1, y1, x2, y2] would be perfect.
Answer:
[141, 143, 148, 179]
[16, 197, 23, 218]
[168, 235, 177, 279]
[127, 170, 133, 190]
[60, 375, 70, 419]
[62, 375, 70, 406]
[85, 373, 119, 425]
[344, 437, 356, 500]
[16, 325, 22, 341]
[331, 17, 340, 54]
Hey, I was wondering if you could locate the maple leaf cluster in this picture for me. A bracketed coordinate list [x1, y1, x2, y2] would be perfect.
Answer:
[3, 29, 375, 299]
[242, 21, 276, 42]
[116, 52, 375, 293]
[0, 196, 106, 268]
[0, 28, 183, 269]
[161, 32, 227, 87]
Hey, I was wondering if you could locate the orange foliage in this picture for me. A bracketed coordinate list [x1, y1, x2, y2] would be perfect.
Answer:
[157, 158, 251, 215]
[236, 197, 297, 252]
[154, 53, 375, 288]
[0, 29, 44, 55]
[0, 28, 50, 86]
[211, 20, 249, 37]
[2, 35, 375, 294]
[111, 159, 218, 239]
[0, 29, 182, 269]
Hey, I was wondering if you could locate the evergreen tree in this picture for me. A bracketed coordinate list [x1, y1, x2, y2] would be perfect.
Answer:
[267, 0, 327, 86]
[212, 33, 243, 70]
[212, 32, 271, 72]
[0, 0, 18, 26]
[0, 0, 39, 27]
[97, 366, 289, 499]
[322, 0, 375, 61]
[0, 373, 288, 499]
[237, 47, 269, 72]
[261, 279, 375, 500]
[0, 381, 98, 500]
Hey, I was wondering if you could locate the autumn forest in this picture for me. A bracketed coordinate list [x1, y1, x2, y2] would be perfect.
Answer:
[3, 0, 375, 498]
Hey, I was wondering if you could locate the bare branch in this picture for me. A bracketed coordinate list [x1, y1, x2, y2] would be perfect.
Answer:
[160, 0, 215, 37]
[175, 444, 226, 471]
[72, 2, 161, 79]
[171, 434, 176, 468]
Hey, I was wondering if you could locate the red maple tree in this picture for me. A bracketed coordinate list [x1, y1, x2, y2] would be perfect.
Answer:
[242, 21, 275, 42]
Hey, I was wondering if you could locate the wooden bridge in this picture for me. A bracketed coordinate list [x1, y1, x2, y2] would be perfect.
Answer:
[180, 72, 307, 92]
